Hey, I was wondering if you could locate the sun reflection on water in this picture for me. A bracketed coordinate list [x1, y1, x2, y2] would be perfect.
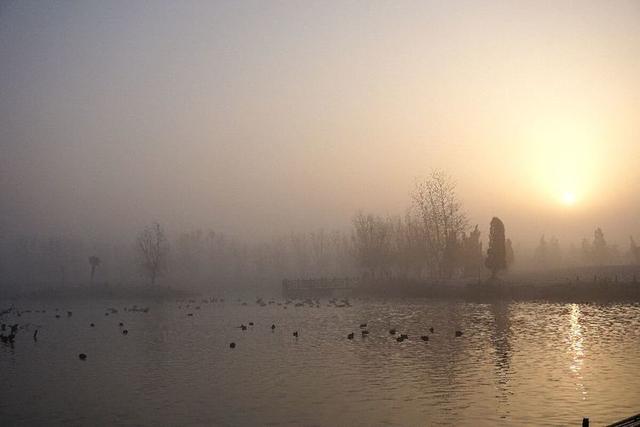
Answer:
[568, 304, 587, 400]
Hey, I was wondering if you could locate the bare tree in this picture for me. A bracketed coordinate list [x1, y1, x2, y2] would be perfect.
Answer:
[442, 230, 461, 279]
[581, 237, 593, 265]
[593, 227, 608, 265]
[289, 232, 310, 278]
[352, 212, 392, 278]
[534, 235, 562, 269]
[461, 225, 483, 278]
[411, 170, 468, 278]
[88, 256, 101, 283]
[136, 223, 168, 285]
[309, 229, 329, 277]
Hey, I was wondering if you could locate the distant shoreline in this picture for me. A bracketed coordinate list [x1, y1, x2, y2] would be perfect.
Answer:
[350, 278, 640, 303]
[283, 265, 640, 302]
[0, 284, 195, 301]
[3, 271, 640, 304]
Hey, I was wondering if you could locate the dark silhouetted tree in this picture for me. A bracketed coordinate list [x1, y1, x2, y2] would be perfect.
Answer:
[136, 223, 168, 285]
[549, 236, 562, 267]
[533, 235, 548, 268]
[442, 230, 461, 279]
[88, 256, 101, 283]
[593, 227, 608, 265]
[534, 235, 562, 268]
[352, 212, 392, 278]
[461, 225, 483, 278]
[581, 237, 593, 265]
[485, 217, 506, 279]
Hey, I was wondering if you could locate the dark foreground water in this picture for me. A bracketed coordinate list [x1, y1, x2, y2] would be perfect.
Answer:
[1, 296, 639, 426]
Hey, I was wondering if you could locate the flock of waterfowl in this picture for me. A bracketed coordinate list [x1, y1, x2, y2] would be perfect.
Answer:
[0, 303, 148, 359]
[225, 296, 464, 350]
[0, 296, 465, 357]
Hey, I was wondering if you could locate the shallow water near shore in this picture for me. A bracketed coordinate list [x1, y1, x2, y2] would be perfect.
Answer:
[1, 297, 639, 426]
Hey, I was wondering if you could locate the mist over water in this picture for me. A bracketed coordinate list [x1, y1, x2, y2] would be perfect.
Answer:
[2, 1, 640, 425]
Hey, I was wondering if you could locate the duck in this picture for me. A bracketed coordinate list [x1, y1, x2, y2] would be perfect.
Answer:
[455, 330, 463, 337]
[122, 329, 129, 335]
[389, 328, 397, 335]
[293, 331, 299, 337]
[347, 332, 354, 339]
[240, 324, 247, 331]
[359, 323, 367, 328]
[396, 336, 405, 342]
[248, 322, 254, 326]
[429, 327, 434, 333]
[0, 333, 14, 343]
[78, 353, 87, 360]
[229, 342, 236, 349]
[361, 330, 370, 336]
[90, 323, 95, 327]
[420, 335, 429, 341]
[400, 334, 409, 340]
[271, 324, 276, 330]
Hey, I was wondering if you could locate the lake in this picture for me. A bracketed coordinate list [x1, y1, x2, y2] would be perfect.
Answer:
[1, 296, 639, 426]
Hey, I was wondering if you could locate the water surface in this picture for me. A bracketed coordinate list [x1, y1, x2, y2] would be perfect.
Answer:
[1, 297, 639, 426]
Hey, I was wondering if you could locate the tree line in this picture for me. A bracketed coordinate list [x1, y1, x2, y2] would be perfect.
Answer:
[532, 227, 639, 269]
[351, 170, 513, 281]
[1, 170, 639, 291]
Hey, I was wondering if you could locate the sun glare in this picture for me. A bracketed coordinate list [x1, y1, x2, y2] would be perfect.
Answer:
[561, 191, 577, 206]
[526, 114, 603, 208]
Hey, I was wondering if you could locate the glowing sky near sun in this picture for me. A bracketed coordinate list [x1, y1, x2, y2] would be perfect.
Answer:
[1, 1, 639, 245]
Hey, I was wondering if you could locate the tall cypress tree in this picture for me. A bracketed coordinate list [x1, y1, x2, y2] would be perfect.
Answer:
[485, 217, 506, 279]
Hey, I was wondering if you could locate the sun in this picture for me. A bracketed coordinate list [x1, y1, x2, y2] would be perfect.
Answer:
[561, 191, 577, 206]
[525, 113, 604, 209]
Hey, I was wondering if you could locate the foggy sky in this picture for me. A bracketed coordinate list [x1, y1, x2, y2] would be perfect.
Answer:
[1, 1, 639, 247]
